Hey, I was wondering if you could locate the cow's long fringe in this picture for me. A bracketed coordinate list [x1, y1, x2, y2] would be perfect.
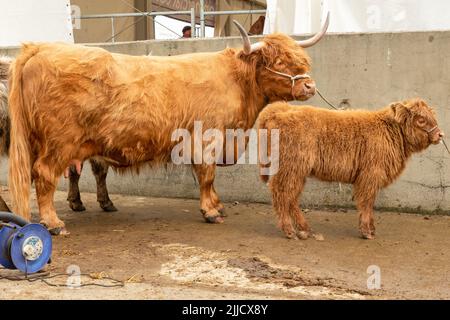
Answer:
[8, 45, 38, 219]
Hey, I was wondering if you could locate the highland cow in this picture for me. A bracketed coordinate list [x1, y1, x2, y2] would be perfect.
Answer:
[7, 17, 330, 234]
[259, 99, 443, 240]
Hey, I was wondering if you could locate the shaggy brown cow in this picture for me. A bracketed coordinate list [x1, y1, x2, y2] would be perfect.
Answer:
[259, 99, 443, 240]
[0, 57, 116, 213]
[8, 17, 329, 234]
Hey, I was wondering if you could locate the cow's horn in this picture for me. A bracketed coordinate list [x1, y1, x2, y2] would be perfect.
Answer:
[233, 20, 264, 55]
[296, 12, 330, 48]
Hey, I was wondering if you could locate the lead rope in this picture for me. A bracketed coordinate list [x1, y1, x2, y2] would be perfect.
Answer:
[316, 88, 340, 110]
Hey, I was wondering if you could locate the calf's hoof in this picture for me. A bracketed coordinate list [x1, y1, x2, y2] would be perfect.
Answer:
[69, 200, 86, 212]
[361, 232, 375, 240]
[201, 209, 225, 224]
[360, 226, 376, 240]
[100, 200, 118, 212]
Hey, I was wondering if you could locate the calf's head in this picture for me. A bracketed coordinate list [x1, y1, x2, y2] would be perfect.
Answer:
[234, 13, 330, 102]
[390, 98, 444, 152]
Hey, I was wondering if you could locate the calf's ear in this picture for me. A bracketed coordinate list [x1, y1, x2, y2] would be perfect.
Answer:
[390, 103, 410, 123]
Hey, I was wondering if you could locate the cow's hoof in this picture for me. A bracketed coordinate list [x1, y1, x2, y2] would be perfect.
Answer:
[201, 210, 224, 224]
[69, 201, 86, 212]
[204, 215, 225, 224]
[100, 201, 118, 212]
[41, 223, 70, 236]
[218, 208, 227, 217]
[361, 233, 375, 240]
[48, 227, 70, 236]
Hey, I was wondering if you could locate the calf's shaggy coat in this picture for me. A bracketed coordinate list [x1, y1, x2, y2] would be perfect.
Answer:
[259, 99, 443, 239]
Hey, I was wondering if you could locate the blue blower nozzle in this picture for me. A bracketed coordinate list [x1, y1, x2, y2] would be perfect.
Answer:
[0, 212, 52, 274]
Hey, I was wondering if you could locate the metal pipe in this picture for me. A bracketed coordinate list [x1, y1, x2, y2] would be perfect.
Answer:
[190, 7, 195, 38]
[200, 0, 205, 38]
[111, 17, 115, 43]
[204, 9, 266, 16]
[75, 11, 192, 20]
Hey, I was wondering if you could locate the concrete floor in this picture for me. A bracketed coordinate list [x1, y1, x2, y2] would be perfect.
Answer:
[0, 188, 448, 299]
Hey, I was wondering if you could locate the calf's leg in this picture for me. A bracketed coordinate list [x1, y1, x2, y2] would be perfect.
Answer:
[90, 159, 117, 212]
[193, 164, 223, 223]
[353, 181, 378, 240]
[270, 173, 310, 239]
[67, 164, 86, 212]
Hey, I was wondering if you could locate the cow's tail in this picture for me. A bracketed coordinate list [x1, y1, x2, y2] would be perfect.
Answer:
[257, 103, 288, 184]
[258, 116, 271, 184]
[0, 56, 13, 157]
[8, 45, 39, 219]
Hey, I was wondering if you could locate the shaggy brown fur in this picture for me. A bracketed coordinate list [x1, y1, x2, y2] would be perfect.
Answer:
[259, 99, 443, 240]
[8, 33, 319, 234]
[0, 57, 116, 213]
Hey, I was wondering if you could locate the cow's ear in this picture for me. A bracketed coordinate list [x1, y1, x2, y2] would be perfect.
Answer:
[390, 103, 410, 123]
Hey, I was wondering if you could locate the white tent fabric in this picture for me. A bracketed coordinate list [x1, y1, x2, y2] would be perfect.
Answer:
[264, 0, 450, 34]
[0, 0, 74, 46]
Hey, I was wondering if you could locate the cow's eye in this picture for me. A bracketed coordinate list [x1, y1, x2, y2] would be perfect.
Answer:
[416, 117, 427, 127]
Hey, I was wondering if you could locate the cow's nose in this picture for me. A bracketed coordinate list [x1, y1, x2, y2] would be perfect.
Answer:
[303, 81, 316, 92]
[439, 131, 445, 138]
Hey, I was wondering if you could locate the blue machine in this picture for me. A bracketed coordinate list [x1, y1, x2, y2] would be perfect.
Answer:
[0, 212, 52, 273]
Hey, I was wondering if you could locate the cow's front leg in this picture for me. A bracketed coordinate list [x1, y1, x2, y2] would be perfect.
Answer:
[34, 165, 68, 235]
[90, 159, 117, 212]
[67, 164, 86, 212]
[211, 184, 226, 217]
[193, 164, 224, 224]
[354, 181, 377, 240]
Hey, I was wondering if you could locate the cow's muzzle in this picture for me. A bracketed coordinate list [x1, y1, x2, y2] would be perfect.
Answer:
[265, 67, 315, 101]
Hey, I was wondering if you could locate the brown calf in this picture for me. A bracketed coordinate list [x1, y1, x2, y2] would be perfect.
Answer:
[259, 99, 443, 240]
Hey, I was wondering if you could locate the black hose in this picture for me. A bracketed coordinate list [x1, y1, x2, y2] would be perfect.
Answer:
[0, 211, 29, 227]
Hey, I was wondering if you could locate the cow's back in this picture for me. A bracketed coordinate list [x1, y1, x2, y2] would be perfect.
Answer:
[260, 103, 396, 184]
[16, 42, 244, 168]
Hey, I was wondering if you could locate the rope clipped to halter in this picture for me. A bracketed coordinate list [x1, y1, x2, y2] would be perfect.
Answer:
[265, 67, 311, 101]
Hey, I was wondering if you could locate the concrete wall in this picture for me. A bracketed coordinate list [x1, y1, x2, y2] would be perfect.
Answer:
[1, 31, 450, 213]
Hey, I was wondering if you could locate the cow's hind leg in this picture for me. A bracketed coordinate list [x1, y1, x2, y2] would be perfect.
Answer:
[34, 161, 67, 235]
[270, 173, 310, 239]
[67, 164, 86, 212]
[90, 159, 117, 212]
[193, 164, 223, 224]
